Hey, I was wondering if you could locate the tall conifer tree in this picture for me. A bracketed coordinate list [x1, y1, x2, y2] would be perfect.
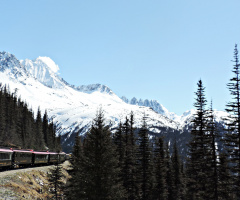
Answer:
[218, 152, 232, 200]
[43, 110, 49, 148]
[153, 137, 168, 200]
[82, 110, 125, 199]
[186, 79, 209, 199]
[172, 140, 184, 200]
[206, 101, 219, 200]
[138, 115, 154, 200]
[224, 44, 240, 198]
[67, 135, 86, 200]
[35, 107, 45, 149]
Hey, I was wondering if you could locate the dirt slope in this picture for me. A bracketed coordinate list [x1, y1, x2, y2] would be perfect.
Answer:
[0, 161, 71, 200]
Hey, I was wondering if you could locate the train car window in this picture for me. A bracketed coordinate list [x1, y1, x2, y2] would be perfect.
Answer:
[36, 154, 48, 160]
[0, 153, 11, 160]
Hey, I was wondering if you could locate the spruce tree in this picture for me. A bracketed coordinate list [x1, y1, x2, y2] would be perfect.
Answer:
[113, 121, 125, 175]
[35, 107, 45, 149]
[82, 110, 125, 199]
[172, 140, 184, 200]
[186, 79, 209, 199]
[224, 44, 240, 198]
[0, 88, 6, 145]
[153, 137, 168, 200]
[121, 113, 139, 200]
[218, 152, 232, 200]
[137, 115, 154, 200]
[165, 143, 174, 200]
[48, 162, 64, 200]
[43, 110, 49, 148]
[67, 135, 86, 200]
[205, 101, 219, 200]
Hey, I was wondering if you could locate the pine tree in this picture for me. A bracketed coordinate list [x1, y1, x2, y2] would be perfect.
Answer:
[172, 140, 184, 200]
[35, 107, 45, 149]
[48, 121, 57, 151]
[121, 113, 139, 200]
[0, 87, 6, 145]
[223, 44, 240, 198]
[67, 135, 86, 200]
[165, 143, 174, 200]
[48, 162, 64, 200]
[43, 110, 49, 148]
[137, 115, 154, 200]
[218, 152, 232, 200]
[113, 121, 125, 174]
[153, 137, 168, 200]
[128, 112, 139, 199]
[186, 79, 209, 200]
[205, 101, 219, 200]
[82, 110, 125, 199]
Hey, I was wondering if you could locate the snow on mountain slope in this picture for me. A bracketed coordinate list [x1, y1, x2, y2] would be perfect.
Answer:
[20, 57, 64, 88]
[0, 52, 180, 141]
[121, 97, 229, 129]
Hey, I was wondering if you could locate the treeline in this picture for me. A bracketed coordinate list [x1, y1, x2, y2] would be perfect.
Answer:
[67, 111, 183, 200]
[66, 45, 240, 200]
[0, 85, 61, 151]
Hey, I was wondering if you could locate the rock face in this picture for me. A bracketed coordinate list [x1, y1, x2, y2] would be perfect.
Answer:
[121, 96, 179, 121]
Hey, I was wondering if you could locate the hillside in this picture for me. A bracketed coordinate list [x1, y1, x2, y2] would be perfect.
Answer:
[0, 161, 70, 199]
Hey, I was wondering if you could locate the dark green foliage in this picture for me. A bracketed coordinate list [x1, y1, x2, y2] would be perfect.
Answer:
[137, 116, 155, 200]
[35, 107, 45, 149]
[153, 137, 168, 200]
[48, 162, 65, 200]
[172, 140, 185, 200]
[43, 110, 49, 147]
[113, 121, 125, 174]
[186, 80, 211, 199]
[121, 114, 139, 200]
[66, 135, 86, 200]
[205, 102, 219, 200]
[223, 44, 240, 198]
[218, 152, 232, 200]
[74, 110, 125, 200]
[0, 84, 59, 151]
[165, 143, 174, 200]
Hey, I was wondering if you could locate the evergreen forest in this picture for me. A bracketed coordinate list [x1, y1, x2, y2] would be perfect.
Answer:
[66, 45, 240, 200]
[0, 85, 61, 151]
[1, 45, 240, 200]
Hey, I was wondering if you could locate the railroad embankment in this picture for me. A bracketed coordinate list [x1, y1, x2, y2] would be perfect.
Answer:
[0, 161, 71, 200]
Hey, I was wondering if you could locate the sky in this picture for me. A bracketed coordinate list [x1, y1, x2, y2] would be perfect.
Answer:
[0, 0, 240, 115]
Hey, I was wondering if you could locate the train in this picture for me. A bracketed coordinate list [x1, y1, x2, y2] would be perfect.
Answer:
[0, 148, 67, 170]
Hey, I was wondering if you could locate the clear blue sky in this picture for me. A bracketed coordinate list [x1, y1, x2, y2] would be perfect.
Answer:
[1, 0, 240, 115]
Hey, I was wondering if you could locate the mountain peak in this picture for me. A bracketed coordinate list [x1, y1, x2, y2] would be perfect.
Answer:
[36, 56, 59, 73]
[0, 51, 27, 79]
[21, 57, 64, 88]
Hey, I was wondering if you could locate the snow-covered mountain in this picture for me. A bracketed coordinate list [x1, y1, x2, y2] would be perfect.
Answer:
[0, 51, 229, 153]
[0, 51, 185, 150]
